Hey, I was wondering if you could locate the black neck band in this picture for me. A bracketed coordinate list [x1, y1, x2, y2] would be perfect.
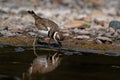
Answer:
[48, 31, 56, 39]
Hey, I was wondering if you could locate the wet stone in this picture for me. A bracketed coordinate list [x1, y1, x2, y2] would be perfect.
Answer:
[109, 21, 120, 30]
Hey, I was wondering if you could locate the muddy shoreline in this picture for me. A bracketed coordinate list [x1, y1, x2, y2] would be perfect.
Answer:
[0, 37, 119, 55]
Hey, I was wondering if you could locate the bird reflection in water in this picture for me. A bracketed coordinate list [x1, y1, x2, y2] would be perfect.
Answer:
[29, 52, 62, 74]
[23, 51, 62, 80]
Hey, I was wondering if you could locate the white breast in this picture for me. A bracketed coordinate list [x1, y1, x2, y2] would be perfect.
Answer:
[38, 30, 49, 37]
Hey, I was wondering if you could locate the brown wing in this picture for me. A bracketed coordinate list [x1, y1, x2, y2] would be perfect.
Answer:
[35, 18, 48, 30]
[35, 17, 59, 31]
[43, 19, 59, 30]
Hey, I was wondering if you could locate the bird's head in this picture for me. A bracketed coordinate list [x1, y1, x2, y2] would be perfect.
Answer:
[27, 10, 36, 17]
[55, 32, 64, 41]
[28, 10, 34, 14]
[53, 31, 64, 47]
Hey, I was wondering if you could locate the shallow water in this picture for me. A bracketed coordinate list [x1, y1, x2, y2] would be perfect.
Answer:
[0, 46, 120, 80]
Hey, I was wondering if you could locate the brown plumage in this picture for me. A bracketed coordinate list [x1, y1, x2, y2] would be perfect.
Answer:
[28, 10, 64, 48]
[27, 10, 59, 31]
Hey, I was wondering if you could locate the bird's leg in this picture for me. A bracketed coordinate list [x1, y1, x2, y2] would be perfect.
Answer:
[58, 41, 62, 52]
[52, 52, 58, 64]
[48, 38, 51, 48]
[33, 35, 39, 56]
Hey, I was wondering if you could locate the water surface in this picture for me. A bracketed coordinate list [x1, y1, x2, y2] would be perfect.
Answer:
[0, 46, 120, 80]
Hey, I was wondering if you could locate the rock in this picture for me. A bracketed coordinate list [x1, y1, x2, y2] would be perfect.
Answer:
[102, 7, 117, 16]
[107, 27, 116, 33]
[63, 20, 86, 29]
[10, 5, 19, 9]
[0, 30, 16, 37]
[51, 0, 63, 4]
[96, 36, 112, 43]
[91, 10, 107, 19]
[109, 20, 120, 30]
[116, 35, 120, 39]
[75, 35, 90, 40]
[117, 29, 120, 34]
[63, 33, 70, 37]
[0, 20, 17, 30]
[74, 14, 87, 20]
[28, 32, 36, 36]
[61, 30, 71, 37]
[90, 10, 109, 29]
[77, 30, 90, 35]
[104, 33, 113, 38]
[30, 0, 39, 6]
[84, 15, 91, 22]
[0, 33, 3, 37]
[0, 25, 8, 30]
[95, 39, 103, 44]
[93, 19, 109, 27]
[0, 9, 7, 14]
[85, 0, 105, 7]
[21, 15, 34, 23]
[112, 41, 120, 46]
[94, 19, 104, 26]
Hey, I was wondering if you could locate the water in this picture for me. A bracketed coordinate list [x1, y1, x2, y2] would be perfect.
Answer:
[0, 46, 120, 80]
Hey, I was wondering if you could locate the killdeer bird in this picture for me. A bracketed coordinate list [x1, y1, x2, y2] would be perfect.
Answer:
[28, 10, 64, 48]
